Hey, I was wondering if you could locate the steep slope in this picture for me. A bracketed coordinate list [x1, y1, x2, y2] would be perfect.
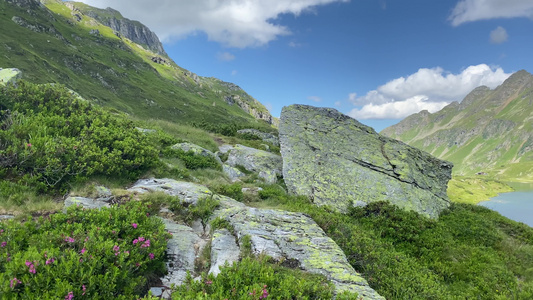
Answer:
[0, 0, 274, 130]
[381, 70, 533, 181]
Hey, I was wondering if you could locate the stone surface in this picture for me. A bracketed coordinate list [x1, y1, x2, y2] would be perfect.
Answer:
[172, 142, 220, 164]
[63, 197, 109, 211]
[214, 206, 384, 299]
[279, 104, 453, 219]
[128, 178, 212, 205]
[222, 164, 246, 182]
[237, 129, 280, 147]
[160, 218, 207, 288]
[226, 144, 282, 184]
[0, 68, 22, 86]
[0, 215, 15, 220]
[209, 229, 240, 276]
[218, 144, 234, 154]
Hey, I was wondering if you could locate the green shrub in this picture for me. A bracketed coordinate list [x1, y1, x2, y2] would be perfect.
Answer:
[0, 82, 159, 193]
[162, 148, 221, 171]
[211, 183, 243, 201]
[0, 201, 171, 299]
[172, 256, 349, 299]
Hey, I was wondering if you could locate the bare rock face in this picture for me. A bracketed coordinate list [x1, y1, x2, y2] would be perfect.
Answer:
[226, 144, 282, 184]
[279, 104, 453, 219]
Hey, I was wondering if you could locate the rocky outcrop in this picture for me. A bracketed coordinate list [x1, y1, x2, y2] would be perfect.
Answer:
[127, 178, 383, 299]
[171, 142, 222, 164]
[0, 68, 22, 86]
[237, 129, 280, 146]
[279, 104, 453, 219]
[63, 3, 167, 56]
[226, 144, 282, 184]
[214, 206, 384, 299]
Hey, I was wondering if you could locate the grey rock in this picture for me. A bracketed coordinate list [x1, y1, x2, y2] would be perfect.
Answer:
[64, 197, 109, 211]
[218, 144, 234, 154]
[0, 68, 22, 86]
[214, 206, 384, 299]
[237, 129, 280, 147]
[172, 142, 221, 164]
[209, 229, 240, 276]
[0, 215, 15, 220]
[226, 144, 282, 184]
[135, 127, 157, 134]
[223, 164, 245, 182]
[279, 104, 452, 219]
[128, 178, 213, 205]
[160, 218, 207, 288]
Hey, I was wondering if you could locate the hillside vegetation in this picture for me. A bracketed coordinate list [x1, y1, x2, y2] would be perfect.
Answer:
[0, 0, 274, 133]
[382, 70, 533, 183]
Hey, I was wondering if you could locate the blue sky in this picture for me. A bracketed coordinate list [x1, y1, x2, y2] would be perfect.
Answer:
[77, 0, 533, 132]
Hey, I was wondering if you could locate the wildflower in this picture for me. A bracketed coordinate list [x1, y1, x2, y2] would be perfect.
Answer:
[84, 236, 89, 242]
[25, 261, 37, 274]
[1, 241, 6, 247]
[80, 248, 87, 255]
[65, 237, 75, 243]
[0, 229, 4, 234]
[113, 245, 120, 252]
[133, 239, 139, 245]
[45, 258, 55, 265]
[26, 143, 32, 147]
[138, 237, 145, 242]
[65, 291, 74, 300]
[205, 280, 212, 285]
[132, 223, 138, 229]
[141, 239, 150, 248]
[10, 277, 21, 289]
[82, 285, 86, 295]
[260, 285, 269, 299]
[79, 258, 83, 263]
[149, 253, 154, 260]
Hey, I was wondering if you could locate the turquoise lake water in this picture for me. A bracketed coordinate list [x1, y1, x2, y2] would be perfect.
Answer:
[478, 183, 533, 227]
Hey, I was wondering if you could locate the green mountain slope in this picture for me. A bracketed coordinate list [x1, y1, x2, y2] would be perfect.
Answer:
[381, 70, 533, 182]
[0, 0, 274, 131]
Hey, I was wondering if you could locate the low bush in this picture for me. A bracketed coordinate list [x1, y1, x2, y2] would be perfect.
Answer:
[0, 82, 159, 193]
[0, 201, 171, 299]
[171, 256, 356, 300]
[162, 148, 221, 171]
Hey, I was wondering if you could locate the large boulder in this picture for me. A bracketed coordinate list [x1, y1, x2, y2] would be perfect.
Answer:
[0, 68, 22, 86]
[237, 129, 280, 146]
[226, 144, 282, 184]
[279, 104, 453, 219]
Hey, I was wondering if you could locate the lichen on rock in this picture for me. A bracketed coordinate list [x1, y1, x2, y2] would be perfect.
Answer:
[225, 144, 282, 184]
[279, 104, 453, 219]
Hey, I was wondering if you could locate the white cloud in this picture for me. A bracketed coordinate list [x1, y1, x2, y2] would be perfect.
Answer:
[217, 52, 236, 61]
[348, 64, 511, 120]
[490, 26, 508, 44]
[76, 0, 349, 48]
[348, 96, 449, 120]
[308, 96, 322, 102]
[288, 41, 303, 48]
[348, 92, 357, 104]
[449, 0, 533, 26]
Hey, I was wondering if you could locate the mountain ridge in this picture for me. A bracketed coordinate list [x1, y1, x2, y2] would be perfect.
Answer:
[0, 0, 276, 130]
[381, 70, 533, 182]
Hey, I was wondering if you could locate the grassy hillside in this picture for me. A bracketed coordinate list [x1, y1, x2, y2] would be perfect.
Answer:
[0, 0, 274, 133]
[381, 71, 533, 182]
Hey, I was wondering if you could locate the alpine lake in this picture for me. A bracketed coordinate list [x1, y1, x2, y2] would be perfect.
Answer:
[479, 182, 533, 227]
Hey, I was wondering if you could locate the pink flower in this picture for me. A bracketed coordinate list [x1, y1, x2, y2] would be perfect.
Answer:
[1, 241, 6, 247]
[65, 291, 74, 300]
[205, 280, 212, 285]
[132, 223, 138, 229]
[260, 285, 269, 299]
[82, 285, 86, 295]
[80, 248, 87, 255]
[140, 239, 150, 248]
[0, 229, 4, 234]
[26, 143, 32, 147]
[45, 258, 55, 265]
[10, 277, 21, 289]
[133, 239, 138, 245]
[138, 237, 145, 242]
[65, 237, 75, 243]
[113, 245, 120, 252]
[148, 253, 154, 260]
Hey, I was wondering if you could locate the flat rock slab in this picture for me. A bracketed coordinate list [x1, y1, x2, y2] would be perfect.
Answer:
[279, 104, 453, 219]
[128, 178, 213, 205]
[63, 197, 109, 210]
[214, 206, 384, 299]
[226, 144, 282, 184]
